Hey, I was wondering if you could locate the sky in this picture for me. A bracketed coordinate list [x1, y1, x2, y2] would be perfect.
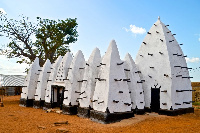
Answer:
[0, 0, 200, 81]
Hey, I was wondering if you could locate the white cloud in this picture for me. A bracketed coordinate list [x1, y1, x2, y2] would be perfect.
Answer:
[194, 34, 200, 42]
[0, 8, 6, 14]
[123, 27, 129, 32]
[123, 25, 146, 35]
[185, 57, 200, 63]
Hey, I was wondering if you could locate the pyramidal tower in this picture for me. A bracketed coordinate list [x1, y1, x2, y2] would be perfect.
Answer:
[43, 56, 62, 109]
[20, 57, 40, 107]
[90, 40, 133, 123]
[47, 52, 73, 110]
[77, 47, 101, 118]
[62, 50, 85, 114]
[123, 53, 145, 114]
[33, 59, 52, 108]
[135, 17, 193, 115]
[55, 52, 73, 84]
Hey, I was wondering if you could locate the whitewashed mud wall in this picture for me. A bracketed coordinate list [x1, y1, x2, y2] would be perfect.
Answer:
[20, 17, 193, 118]
[79, 47, 101, 108]
[63, 50, 85, 106]
[34, 59, 52, 101]
[135, 17, 192, 110]
[93, 40, 132, 113]
[123, 53, 145, 110]
[54, 52, 73, 85]
[44, 56, 63, 103]
[21, 57, 40, 100]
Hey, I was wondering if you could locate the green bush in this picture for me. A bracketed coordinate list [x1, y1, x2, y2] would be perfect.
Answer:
[193, 102, 200, 106]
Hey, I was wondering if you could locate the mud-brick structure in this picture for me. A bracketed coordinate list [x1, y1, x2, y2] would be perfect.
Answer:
[62, 50, 85, 114]
[19, 17, 194, 123]
[48, 53, 73, 110]
[77, 48, 101, 118]
[43, 56, 63, 109]
[135, 17, 194, 115]
[33, 59, 51, 108]
[123, 53, 145, 114]
[91, 40, 133, 123]
[20, 57, 40, 107]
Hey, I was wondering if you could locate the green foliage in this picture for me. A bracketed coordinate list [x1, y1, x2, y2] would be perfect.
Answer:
[35, 17, 78, 64]
[192, 102, 200, 106]
[0, 14, 78, 66]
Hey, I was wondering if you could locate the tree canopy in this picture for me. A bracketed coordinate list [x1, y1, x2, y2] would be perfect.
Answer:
[0, 13, 78, 66]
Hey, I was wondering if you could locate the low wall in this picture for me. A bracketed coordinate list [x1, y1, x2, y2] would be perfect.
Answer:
[191, 82, 200, 102]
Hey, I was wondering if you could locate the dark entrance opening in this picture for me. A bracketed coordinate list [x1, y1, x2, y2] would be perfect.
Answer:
[151, 85, 161, 112]
[51, 85, 65, 110]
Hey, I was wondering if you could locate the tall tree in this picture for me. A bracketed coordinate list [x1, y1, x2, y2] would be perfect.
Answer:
[0, 13, 78, 66]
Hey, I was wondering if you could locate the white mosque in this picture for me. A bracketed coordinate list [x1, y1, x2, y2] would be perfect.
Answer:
[19, 17, 194, 123]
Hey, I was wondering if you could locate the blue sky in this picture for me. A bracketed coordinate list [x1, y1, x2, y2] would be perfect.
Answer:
[0, 0, 200, 81]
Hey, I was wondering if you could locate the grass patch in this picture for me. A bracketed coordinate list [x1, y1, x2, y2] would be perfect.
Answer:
[195, 107, 200, 109]
[193, 102, 200, 106]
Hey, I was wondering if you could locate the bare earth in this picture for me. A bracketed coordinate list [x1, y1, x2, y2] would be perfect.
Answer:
[0, 96, 200, 133]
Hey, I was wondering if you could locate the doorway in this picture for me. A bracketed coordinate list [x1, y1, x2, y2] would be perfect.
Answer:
[151, 85, 160, 112]
[51, 85, 65, 109]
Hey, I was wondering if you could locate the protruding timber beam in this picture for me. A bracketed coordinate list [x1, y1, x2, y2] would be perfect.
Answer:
[113, 100, 119, 103]
[114, 79, 122, 81]
[148, 53, 153, 56]
[117, 62, 124, 65]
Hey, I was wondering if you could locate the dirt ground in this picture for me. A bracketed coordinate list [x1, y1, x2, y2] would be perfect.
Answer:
[0, 96, 200, 133]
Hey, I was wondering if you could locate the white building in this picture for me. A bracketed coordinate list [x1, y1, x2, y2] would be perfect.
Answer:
[123, 53, 145, 114]
[49, 53, 73, 110]
[19, 17, 194, 122]
[20, 57, 40, 107]
[90, 40, 133, 123]
[62, 50, 85, 114]
[33, 59, 51, 108]
[135, 17, 193, 115]
[77, 47, 101, 118]
[43, 56, 63, 109]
